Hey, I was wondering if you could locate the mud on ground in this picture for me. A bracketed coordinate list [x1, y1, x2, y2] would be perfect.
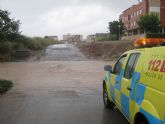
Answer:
[79, 41, 134, 61]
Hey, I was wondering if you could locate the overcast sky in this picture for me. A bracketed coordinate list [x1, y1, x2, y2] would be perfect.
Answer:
[0, 0, 138, 39]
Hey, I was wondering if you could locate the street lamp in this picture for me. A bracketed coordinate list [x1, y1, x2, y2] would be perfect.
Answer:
[118, 25, 121, 40]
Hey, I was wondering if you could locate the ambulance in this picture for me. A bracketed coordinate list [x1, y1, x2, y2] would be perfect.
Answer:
[103, 38, 165, 124]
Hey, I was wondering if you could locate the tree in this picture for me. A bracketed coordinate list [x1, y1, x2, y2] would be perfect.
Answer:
[108, 20, 124, 40]
[138, 13, 160, 33]
[0, 9, 21, 42]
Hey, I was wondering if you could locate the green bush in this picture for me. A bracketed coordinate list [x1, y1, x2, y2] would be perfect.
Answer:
[110, 34, 118, 41]
[96, 36, 109, 42]
[0, 35, 59, 60]
[8, 36, 59, 50]
[0, 80, 13, 94]
[19, 36, 58, 50]
[0, 42, 13, 55]
[138, 13, 160, 33]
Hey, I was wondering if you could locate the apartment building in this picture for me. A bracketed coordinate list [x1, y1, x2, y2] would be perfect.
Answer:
[120, 0, 165, 36]
[86, 33, 109, 43]
[86, 35, 96, 43]
[63, 34, 83, 44]
[160, 0, 165, 33]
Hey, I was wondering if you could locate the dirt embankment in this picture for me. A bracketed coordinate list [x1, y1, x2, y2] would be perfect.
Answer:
[79, 41, 135, 61]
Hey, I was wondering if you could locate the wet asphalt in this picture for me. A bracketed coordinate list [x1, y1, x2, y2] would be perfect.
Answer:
[0, 44, 129, 124]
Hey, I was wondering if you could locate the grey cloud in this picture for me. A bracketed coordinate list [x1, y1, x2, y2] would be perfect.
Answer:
[0, 0, 138, 18]
[0, 0, 139, 38]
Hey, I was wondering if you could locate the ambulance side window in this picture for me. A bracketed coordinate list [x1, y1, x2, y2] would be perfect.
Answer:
[113, 55, 127, 75]
[124, 53, 140, 79]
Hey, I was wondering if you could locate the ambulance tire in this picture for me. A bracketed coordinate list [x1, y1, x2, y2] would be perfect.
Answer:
[134, 113, 149, 124]
[103, 83, 115, 109]
[138, 117, 149, 124]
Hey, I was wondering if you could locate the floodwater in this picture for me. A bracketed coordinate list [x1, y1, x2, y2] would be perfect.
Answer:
[0, 61, 128, 124]
[41, 43, 87, 61]
[0, 44, 129, 124]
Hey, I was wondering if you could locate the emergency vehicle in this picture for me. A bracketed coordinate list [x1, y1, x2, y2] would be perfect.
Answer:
[103, 38, 165, 124]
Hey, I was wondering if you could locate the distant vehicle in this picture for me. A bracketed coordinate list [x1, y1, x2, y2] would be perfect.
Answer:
[103, 39, 165, 124]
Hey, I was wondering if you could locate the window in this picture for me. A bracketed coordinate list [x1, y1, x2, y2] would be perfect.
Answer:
[131, 13, 133, 18]
[128, 23, 130, 28]
[140, 9, 142, 15]
[124, 53, 140, 79]
[134, 21, 136, 26]
[125, 17, 127, 21]
[131, 22, 133, 27]
[113, 55, 127, 75]
[128, 15, 131, 20]
[134, 12, 136, 17]
[137, 11, 139, 16]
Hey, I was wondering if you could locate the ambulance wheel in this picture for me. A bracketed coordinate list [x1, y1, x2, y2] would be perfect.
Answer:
[103, 83, 114, 109]
[134, 113, 149, 124]
[138, 117, 149, 124]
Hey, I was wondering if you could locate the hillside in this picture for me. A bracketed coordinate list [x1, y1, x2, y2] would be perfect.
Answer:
[79, 41, 135, 61]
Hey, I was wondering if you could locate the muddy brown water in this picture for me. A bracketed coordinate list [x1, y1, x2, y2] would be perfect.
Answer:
[0, 44, 128, 124]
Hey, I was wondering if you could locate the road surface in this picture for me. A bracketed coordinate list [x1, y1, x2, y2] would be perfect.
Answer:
[0, 44, 129, 124]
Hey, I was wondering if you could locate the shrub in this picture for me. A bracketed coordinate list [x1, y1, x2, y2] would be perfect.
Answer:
[110, 34, 118, 41]
[0, 42, 13, 55]
[138, 13, 160, 33]
[0, 80, 13, 94]
[0, 35, 59, 61]
[96, 36, 109, 42]
[11, 42, 24, 50]
[19, 36, 59, 50]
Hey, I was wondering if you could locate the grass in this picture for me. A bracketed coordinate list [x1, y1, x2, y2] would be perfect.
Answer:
[0, 80, 13, 94]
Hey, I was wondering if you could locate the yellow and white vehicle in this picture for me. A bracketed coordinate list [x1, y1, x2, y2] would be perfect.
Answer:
[103, 39, 165, 124]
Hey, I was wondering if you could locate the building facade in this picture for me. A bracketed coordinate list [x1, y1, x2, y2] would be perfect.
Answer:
[86, 33, 109, 43]
[63, 34, 83, 44]
[86, 35, 96, 43]
[160, 0, 165, 32]
[120, 0, 165, 36]
[63, 34, 73, 41]
[44, 35, 58, 41]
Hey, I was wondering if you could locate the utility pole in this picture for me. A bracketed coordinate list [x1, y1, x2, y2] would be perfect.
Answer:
[162, 27, 165, 34]
[119, 25, 121, 40]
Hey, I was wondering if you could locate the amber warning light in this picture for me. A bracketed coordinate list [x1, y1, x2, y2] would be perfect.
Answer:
[134, 38, 165, 47]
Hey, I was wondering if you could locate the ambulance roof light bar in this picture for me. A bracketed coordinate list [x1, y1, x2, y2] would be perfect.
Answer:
[134, 38, 165, 48]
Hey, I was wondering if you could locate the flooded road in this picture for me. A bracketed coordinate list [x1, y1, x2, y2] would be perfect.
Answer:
[0, 61, 128, 124]
[0, 44, 129, 124]
[41, 43, 87, 61]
